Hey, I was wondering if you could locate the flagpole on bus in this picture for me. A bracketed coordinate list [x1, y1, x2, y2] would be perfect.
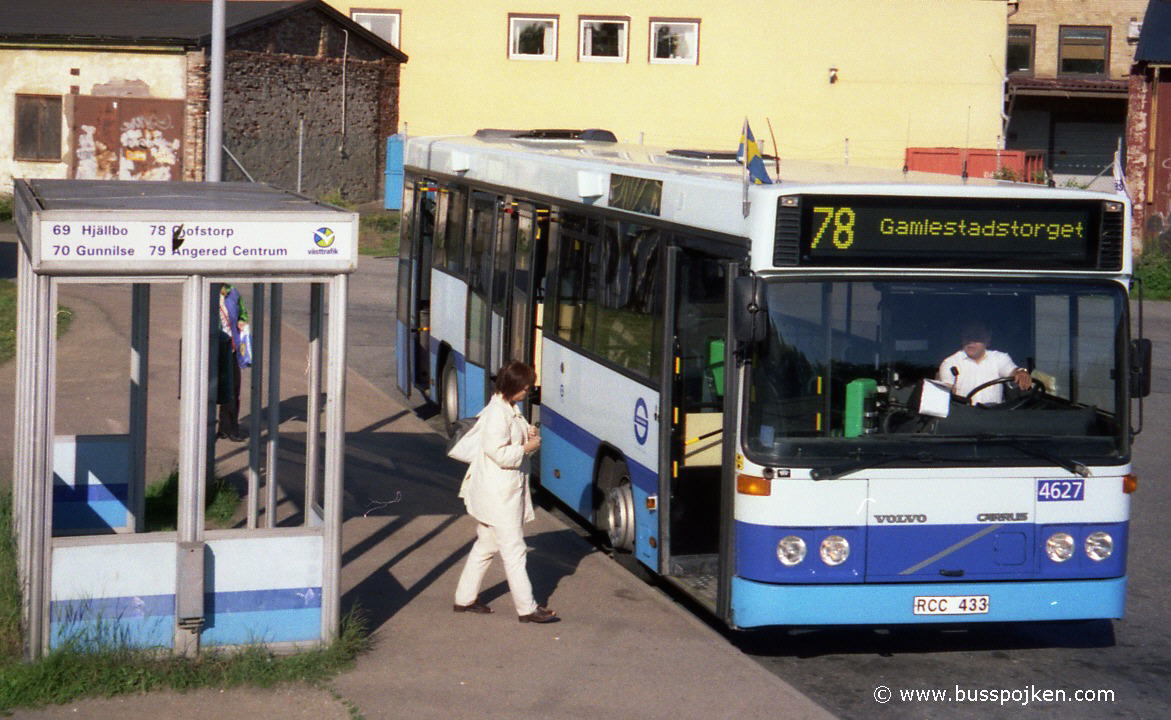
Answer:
[742, 117, 750, 217]
[766, 117, 781, 179]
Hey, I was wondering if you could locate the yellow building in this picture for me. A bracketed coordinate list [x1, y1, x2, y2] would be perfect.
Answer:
[330, 0, 1008, 170]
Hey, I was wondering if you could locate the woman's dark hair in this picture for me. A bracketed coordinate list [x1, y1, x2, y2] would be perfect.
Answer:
[495, 361, 536, 397]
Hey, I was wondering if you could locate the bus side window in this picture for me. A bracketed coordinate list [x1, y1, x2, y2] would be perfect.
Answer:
[433, 189, 448, 270]
[445, 187, 468, 276]
[555, 213, 594, 344]
[593, 221, 661, 379]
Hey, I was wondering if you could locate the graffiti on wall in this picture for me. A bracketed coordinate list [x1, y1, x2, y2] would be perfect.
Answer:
[71, 97, 184, 181]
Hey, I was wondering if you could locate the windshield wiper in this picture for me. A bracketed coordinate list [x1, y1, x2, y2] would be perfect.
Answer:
[810, 451, 939, 481]
[971, 434, 1091, 477]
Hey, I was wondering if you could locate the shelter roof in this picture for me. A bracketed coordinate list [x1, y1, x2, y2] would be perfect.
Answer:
[24, 179, 338, 212]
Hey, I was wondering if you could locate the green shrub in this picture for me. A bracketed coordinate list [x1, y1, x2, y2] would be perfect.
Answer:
[0, 194, 12, 222]
[1136, 244, 1171, 301]
[318, 189, 356, 210]
[359, 211, 400, 256]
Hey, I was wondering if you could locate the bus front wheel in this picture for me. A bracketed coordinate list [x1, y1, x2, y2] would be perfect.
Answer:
[599, 457, 635, 552]
[441, 357, 459, 434]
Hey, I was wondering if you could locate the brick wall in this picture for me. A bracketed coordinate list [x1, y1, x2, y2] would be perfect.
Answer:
[1009, 0, 1147, 79]
[184, 49, 207, 182]
[1126, 70, 1151, 253]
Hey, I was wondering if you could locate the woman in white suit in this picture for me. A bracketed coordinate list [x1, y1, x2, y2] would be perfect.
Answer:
[453, 361, 559, 623]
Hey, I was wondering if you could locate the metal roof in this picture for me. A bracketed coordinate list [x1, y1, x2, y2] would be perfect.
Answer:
[1137, 0, 1171, 63]
[0, 0, 407, 60]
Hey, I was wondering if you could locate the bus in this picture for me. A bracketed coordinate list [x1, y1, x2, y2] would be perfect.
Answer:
[395, 129, 1150, 628]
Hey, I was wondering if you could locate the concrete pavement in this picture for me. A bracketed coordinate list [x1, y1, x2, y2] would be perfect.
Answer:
[1, 222, 834, 720]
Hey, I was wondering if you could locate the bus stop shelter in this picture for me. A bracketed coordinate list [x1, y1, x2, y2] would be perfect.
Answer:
[10, 180, 356, 659]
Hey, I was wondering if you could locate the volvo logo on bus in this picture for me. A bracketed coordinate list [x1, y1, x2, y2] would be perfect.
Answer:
[874, 514, 928, 524]
[633, 398, 649, 445]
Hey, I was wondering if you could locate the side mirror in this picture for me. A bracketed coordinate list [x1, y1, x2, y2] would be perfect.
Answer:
[1130, 338, 1152, 398]
[733, 276, 769, 345]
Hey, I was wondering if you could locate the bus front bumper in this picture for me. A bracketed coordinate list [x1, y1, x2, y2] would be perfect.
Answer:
[730, 576, 1126, 628]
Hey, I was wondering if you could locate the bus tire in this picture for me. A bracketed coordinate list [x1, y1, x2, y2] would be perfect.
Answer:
[600, 457, 635, 552]
[441, 357, 459, 434]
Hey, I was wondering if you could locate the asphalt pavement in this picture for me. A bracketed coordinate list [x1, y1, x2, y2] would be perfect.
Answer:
[0, 222, 835, 720]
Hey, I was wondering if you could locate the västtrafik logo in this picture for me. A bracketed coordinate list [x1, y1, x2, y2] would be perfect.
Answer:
[313, 227, 335, 248]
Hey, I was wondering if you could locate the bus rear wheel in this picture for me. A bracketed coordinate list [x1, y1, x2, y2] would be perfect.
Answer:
[599, 456, 635, 552]
[441, 357, 459, 434]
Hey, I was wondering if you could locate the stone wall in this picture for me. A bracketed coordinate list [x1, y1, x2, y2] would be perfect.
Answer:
[188, 6, 401, 200]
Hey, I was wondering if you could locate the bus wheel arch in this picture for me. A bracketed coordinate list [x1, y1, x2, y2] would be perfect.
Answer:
[595, 449, 635, 552]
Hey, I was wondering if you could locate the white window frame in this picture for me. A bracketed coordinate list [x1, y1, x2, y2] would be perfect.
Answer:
[509, 15, 559, 61]
[649, 19, 699, 65]
[351, 9, 401, 48]
[578, 16, 629, 63]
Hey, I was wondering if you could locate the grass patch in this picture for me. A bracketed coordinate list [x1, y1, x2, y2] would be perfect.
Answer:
[0, 493, 22, 664]
[1136, 244, 1171, 301]
[144, 469, 241, 532]
[0, 280, 14, 364]
[359, 211, 399, 257]
[0, 490, 372, 714]
[0, 281, 73, 365]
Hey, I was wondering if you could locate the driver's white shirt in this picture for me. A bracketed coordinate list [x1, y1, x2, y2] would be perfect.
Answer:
[938, 349, 1018, 405]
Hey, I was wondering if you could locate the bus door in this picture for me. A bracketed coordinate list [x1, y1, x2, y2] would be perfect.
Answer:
[464, 191, 500, 414]
[661, 245, 730, 611]
[488, 200, 516, 375]
[506, 202, 550, 412]
[395, 180, 437, 398]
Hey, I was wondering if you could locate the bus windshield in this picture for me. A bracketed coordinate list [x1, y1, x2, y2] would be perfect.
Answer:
[744, 278, 1128, 467]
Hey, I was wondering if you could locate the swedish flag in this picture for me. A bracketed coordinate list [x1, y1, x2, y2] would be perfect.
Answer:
[736, 119, 773, 185]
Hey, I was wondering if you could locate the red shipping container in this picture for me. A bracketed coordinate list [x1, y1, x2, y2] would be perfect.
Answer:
[905, 147, 1046, 183]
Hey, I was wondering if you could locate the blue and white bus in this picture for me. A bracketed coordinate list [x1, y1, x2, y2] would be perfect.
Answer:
[395, 129, 1150, 628]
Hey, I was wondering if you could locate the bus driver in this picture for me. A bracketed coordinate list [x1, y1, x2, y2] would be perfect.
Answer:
[938, 321, 1032, 404]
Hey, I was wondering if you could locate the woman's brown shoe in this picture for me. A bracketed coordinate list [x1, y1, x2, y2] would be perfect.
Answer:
[518, 606, 559, 623]
[453, 600, 493, 614]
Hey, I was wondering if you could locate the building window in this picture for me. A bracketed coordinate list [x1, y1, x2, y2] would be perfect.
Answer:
[650, 19, 699, 65]
[1059, 26, 1109, 76]
[1007, 25, 1034, 75]
[509, 15, 558, 60]
[14, 94, 62, 162]
[579, 17, 628, 62]
[351, 9, 401, 47]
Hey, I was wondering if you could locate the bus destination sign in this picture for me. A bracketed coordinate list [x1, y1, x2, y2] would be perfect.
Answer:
[796, 195, 1110, 269]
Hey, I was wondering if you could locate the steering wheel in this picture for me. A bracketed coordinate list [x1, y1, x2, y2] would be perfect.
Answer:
[964, 375, 1045, 405]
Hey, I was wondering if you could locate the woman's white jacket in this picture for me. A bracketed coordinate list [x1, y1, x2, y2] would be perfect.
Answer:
[457, 393, 535, 528]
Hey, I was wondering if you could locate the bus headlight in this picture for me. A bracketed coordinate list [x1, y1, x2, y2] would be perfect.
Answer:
[1085, 532, 1114, 561]
[1045, 532, 1075, 562]
[777, 536, 807, 566]
[819, 535, 850, 566]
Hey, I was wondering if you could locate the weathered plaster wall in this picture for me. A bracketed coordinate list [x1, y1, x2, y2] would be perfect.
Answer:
[0, 48, 187, 191]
